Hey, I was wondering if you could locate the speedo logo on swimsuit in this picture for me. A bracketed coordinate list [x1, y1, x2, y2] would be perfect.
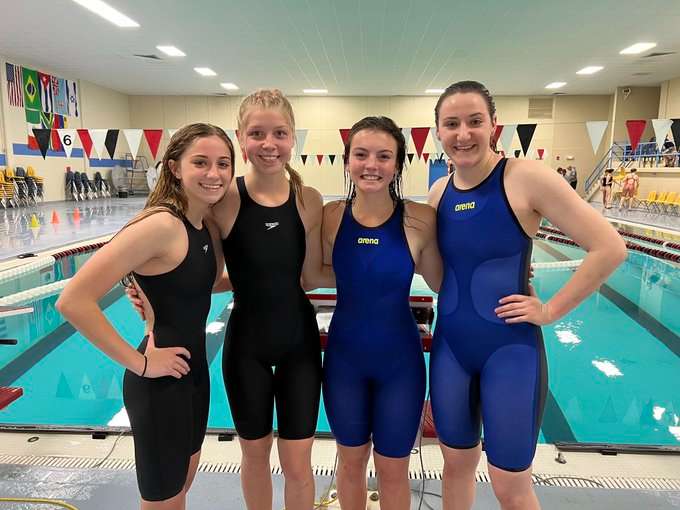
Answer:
[202, 244, 208, 253]
[454, 201, 476, 212]
[265, 222, 279, 231]
[357, 237, 379, 245]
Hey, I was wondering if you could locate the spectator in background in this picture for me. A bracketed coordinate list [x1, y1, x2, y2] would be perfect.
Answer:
[663, 138, 676, 167]
[566, 165, 577, 190]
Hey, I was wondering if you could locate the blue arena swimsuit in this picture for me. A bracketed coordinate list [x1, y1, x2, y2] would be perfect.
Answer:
[430, 158, 547, 472]
[323, 200, 426, 458]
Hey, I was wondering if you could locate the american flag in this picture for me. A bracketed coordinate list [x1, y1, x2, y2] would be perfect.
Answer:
[5, 63, 24, 107]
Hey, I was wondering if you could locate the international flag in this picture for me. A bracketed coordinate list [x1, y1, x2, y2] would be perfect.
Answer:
[26, 108, 41, 150]
[52, 76, 69, 116]
[66, 80, 79, 117]
[38, 72, 53, 113]
[5, 63, 24, 107]
[22, 68, 41, 111]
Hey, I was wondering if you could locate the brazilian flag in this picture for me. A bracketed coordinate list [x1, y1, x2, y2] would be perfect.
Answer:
[22, 67, 41, 111]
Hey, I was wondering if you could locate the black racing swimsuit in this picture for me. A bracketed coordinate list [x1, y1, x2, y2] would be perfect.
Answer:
[222, 176, 321, 440]
[123, 216, 215, 502]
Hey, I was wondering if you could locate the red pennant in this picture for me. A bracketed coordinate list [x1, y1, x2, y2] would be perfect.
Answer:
[317, 154, 324, 165]
[625, 120, 647, 152]
[537, 148, 545, 160]
[143, 129, 163, 160]
[492, 125, 504, 149]
[423, 153, 430, 163]
[77, 129, 93, 158]
[411, 127, 430, 159]
[339, 129, 351, 146]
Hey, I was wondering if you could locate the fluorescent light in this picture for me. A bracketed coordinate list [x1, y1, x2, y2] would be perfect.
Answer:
[620, 42, 657, 55]
[220, 82, 239, 91]
[425, 89, 445, 94]
[303, 89, 328, 94]
[576, 66, 604, 75]
[545, 82, 567, 89]
[194, 67, 217, 77]
[156, 45, 185, 57]
[71, 0, 139, 27]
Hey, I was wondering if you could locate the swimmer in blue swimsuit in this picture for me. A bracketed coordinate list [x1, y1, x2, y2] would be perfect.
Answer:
[428, 81, 626, 510]
[322, 116, 441, 510]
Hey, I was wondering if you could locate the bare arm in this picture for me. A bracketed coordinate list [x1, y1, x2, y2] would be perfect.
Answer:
[301, 187, 336, 290]
[496, 163, 626, 325]
[205, 215, 232, 293]
[56, 213, 192, 378]
[407, 202, 442, 293]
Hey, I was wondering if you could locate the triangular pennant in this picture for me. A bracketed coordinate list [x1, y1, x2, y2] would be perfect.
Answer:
[301, 154, 308, 165]
[598, 396, 618, 424]
[492, 124, 504, 150]
[516, 124, 537, 156]
[585, 121, 608, 153]
[167, 128, 178, 139]
[317, 154, 324, 165]
[296, 129, 308, 156]
[411, 127, 430, 159]
[423, 153, 430, 163]
[514, 149, 522, 158]
[430, 127, 443, 154]
[123, 129, 143, 161]
[339, 128, 351, 146]
[651, 119, 672, 150]
[537, 148, 545, 160]
[56, 373, 74, 398]
[625, 120, 647, 153]
[144, 129, 164, 160]
[104, 129, 119, 159]
[402, 128, 412, 150]
[671, 119, 680, 147]
[224, 129, 236, 142]
[499, 124, 516, 152]
[57, 129, 77, 158]
[89, 129, 107, 159]
[33, 129, 52, 159]
[329, 154, 336, 165]
[407, 153, 414, 164]
[77, 129, 93, 158]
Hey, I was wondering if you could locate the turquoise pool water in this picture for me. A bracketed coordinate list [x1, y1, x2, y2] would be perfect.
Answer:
[1, 240, 679, 446]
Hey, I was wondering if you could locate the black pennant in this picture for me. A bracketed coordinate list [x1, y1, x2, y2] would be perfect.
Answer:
[301, 154, 308, 165]
[517, 124, 537, 156]
[671, 119, 680, 147]
[514, 150, 522, 158]
[105, 129, 119, 159]
[33, 129, 52, 159]
[329, 154, 336, 165]
[407, 153, 414, 164]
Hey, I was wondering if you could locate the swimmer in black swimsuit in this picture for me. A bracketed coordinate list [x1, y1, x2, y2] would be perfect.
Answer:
[57, 123, 234, 508]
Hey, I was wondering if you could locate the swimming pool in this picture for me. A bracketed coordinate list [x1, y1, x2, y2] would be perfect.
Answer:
[1, 240, 679, 447]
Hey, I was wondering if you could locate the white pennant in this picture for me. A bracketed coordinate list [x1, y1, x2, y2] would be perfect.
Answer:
[430, 127, 443, 154]
[89, 129, 108, 159]
[585, 121, 608, 154]
[402, 128, 412, 150]
[167, 129, 178, 139]
[499, 124, 516, 153]
[224, 129, 236, 143]
[295, 129, 308, 157]
[123, 129, 143, 161]
[57, 129, 77, 158]
[651, 119, 673, 151]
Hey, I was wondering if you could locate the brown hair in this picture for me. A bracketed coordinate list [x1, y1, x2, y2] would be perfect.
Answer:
[434, 80, 496, 127]
[237, 89, 304, 204]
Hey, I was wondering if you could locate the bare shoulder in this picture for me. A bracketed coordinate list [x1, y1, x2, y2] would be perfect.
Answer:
[404, 200, 436, 225]
[505, 158, 557, 184]
[302, 185, 323, 209]
[132, 210, 183, 238]
[427, 175, 449, 207]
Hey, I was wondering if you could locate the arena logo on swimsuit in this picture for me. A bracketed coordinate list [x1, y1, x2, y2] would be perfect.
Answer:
[357, 237, 380, 245]
[454, 201, 476, 212]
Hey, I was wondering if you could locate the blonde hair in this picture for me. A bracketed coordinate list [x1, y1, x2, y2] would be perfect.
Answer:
[237, 89, 304, 204]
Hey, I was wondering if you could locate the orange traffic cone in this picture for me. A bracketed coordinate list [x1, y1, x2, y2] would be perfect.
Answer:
[51, 210, 60, 224]
[72, 207, 81, 222]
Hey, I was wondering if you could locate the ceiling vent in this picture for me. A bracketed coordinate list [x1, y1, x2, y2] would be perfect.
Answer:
[632, 72, 652, 76]
[642, 51, 676, 58]
[528, 97, 554, 119]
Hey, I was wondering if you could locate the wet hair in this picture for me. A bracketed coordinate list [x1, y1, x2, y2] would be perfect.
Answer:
[630, 168, 637, 172]
[343, 116, 406, 203]
[605, 168, 615, 173]
[434, 80, 496, 127]
[237, 88, 305, 205]
[120, 122, 235, 287]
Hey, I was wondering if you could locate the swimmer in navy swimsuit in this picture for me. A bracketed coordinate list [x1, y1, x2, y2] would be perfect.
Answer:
[322, 117, 441, 510]
[428, 81, 626, 510]
[57, 123, 234, 507]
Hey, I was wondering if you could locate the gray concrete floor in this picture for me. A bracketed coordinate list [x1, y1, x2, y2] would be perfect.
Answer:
[1, 464, 679, 509]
